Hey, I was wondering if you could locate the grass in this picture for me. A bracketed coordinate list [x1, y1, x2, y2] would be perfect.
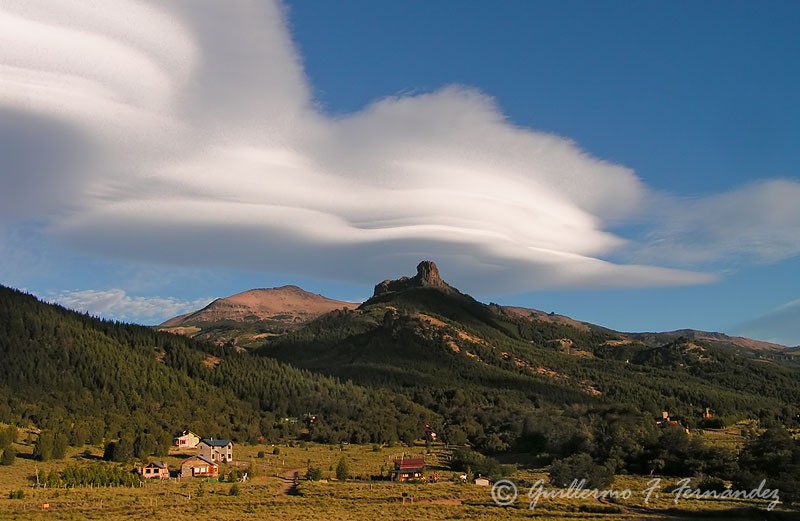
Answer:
[0, 438, 795, 520]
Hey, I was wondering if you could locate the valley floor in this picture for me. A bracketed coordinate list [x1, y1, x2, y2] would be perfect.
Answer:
[1, 442, 795, 520]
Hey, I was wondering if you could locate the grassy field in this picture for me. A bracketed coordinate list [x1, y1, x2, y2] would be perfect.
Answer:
[0, 438, 795, 520]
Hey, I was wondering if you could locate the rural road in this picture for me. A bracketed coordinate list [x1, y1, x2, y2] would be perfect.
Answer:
[278, 468, 305, 495]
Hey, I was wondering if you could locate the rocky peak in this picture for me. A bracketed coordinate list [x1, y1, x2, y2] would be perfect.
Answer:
[416, 260, 442, 287]
[373, 260, 451, 297]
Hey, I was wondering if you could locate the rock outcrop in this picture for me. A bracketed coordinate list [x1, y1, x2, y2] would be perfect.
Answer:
[373, 260, 452, 297]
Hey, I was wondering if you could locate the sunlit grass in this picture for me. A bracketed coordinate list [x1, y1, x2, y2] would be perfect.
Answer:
[0, 439, 793, 520]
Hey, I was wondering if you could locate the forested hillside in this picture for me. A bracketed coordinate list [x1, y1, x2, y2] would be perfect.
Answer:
[2, 271, 800, 491]
[0, 286, 436, 448]
[260, 266, 800, 455]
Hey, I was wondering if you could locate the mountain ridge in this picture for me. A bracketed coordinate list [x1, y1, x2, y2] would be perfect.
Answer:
[160, 285, 358, 327]
[160, 260, 790, 353]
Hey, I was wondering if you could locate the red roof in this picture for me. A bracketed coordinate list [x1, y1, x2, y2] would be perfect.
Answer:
[393, 457, 425, 470]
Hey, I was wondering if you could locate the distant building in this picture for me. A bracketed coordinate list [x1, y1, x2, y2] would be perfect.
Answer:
[173, 430, 200, 449]
[140, 461, 169, 480]
[180, 456, 219, 479]
[474, 477, 491, 487]
[702, 407, 716, 420]
[197, 438, 233, 463]
[390, 456, 425, 482]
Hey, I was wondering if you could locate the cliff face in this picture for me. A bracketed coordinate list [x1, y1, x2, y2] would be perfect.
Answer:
[373, 260, 452, 297]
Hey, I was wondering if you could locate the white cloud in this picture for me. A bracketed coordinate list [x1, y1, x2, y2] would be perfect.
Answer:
[50, 288, 212, 325]
[730, 299, 800, 347]
[634, 180, 800, 267]
[0, 1, 795, 293]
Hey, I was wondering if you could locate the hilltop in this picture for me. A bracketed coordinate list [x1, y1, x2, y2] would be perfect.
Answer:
[162, 286, 357, 327]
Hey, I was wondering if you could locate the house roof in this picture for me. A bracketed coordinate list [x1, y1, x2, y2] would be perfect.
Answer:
[200, 438, 231, 447]
[393, 457, 425, 470]
[181, 456, 218, 467]
[145, 461, 167, 469]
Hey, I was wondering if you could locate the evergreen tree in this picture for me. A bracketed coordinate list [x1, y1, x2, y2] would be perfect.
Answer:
[737, 427, 800, 505]
[335, 456, 351, 481]
[52, 432, 68, 459]
[33, 431, 54, 461]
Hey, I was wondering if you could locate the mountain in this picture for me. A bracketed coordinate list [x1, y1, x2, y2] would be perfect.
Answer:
[162, 286, 357, 326]
[255, 261, 800, 453]
[0, 285, 436, 446]
[628, 329, 788, 354]
[165, 260, 790, 358]
[4, 260, 798, 458]
[159, 286, 358, 347]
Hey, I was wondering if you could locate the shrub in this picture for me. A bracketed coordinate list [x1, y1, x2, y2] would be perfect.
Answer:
[306, 466, 323, 481]
[697, 476, 727, 493]
[8, 490, 24, 500]
[549, 453, 614, 489]
[0, 426, 17, 449]
[229, 483, 240, 496]
[450, 447, 507, 478]
[272, 447, 280, 455]
[0, 448, 15, 466]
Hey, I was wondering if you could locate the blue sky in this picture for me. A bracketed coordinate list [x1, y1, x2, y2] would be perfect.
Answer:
[1, 1, 798, 345]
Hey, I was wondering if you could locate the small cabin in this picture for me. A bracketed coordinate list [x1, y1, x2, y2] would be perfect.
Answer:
[140, 461, 169, 480]
[197, 438, 233, 463]
[180, 456, 219, 479]
[390, 456, 425, 482]
[173, 430, 200, 449]
[474, 477, 491, 487]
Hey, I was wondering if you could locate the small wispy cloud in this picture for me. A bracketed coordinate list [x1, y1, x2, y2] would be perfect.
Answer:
[730, 298, 800, 347]
[50, 289, 213, 325]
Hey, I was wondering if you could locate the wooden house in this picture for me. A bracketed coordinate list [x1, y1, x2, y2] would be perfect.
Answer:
[140, 461, 169, 480]
[197, 438, 233, 463]
[173, 430, 200, 449]
[180, 456, 218, 479]
[390, 456, 425, 482]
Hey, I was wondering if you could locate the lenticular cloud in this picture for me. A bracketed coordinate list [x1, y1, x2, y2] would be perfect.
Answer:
[0, 0, 715, 292]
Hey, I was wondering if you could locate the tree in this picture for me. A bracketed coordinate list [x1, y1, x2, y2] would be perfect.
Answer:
[33, 431, 54, 461]
[52, 432, 68, 459]
[69, 423, 90, 447]
[0, 448, 15, 466]
[306, 466, 323, 481]
[103, 438, 133, 463]
[736, 427, 800, 505]
[0, 425, 17, 449]
[549, 453, 614, 489]
[133, 431, 157, 459]
[335, 456, 351, 481]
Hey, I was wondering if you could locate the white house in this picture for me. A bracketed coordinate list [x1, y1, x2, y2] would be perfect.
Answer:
[173, 430, 200, 449]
